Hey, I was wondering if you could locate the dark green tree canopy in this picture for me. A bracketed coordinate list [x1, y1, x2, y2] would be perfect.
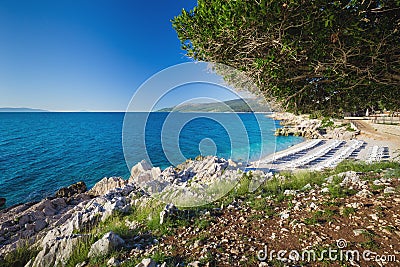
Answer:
[172, 0, 400, 116]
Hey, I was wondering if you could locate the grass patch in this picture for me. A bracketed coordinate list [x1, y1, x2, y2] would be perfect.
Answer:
[323, 208, 337, 218]
[193, 216, 212, 230]
[248, 197, 269, 211]
[195, 232, 210, 243]
[64, 235, 98, 267]
[370, 184, 385, 191]
[151, 250, 169, 264]
[251, 171, 326, 203]
[222, 160, 397, 208]
[128, 200, 164, 231]
[304, 209, 336, 225]
[93, 211, 137, 239]
[321, 200, 341, 207]
[235, 172, 251, 197]
[382, 225, 396, 233]
[334, 160, 400, 174]
[269, 171, 325, 193]
[362, 229, 376, 239]
[384, 168, 400, 178]
[0, 241, 39, 267]
[327, 184, 357, 198]
[342, 207, 356, 217]
[360, 239, 380, 250]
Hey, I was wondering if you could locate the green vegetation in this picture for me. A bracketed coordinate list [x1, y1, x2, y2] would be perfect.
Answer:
[320, 117, 335, 129]
[342, 207, 356, 217]
[126, 199, 172, 234]
[157, 98, 270, 113]
[93, 212, 136, 238]
[333, 160, 400, 174]
[327, 183, 357, 198]
[255, 171, 325, 198]
[65, 236, 96, 267]
[16, 160, 398, 266]
[172, 0, 400, 116]
[384, 167, 400, 178]
[304, 209, 336, 225]
[226, 160, 399, 204]
[0, 241, 39, 267]
[193, 216, 212, 230]
[382, 225, 396, 233]
[360, 230, 380, 250]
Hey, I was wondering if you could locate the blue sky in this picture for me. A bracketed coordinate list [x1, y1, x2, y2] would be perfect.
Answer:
[0, 0, 241, 111]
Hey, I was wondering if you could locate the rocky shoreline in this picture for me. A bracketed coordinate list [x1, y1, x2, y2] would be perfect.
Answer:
[1, 155, 399, 266]
[270, 112, 360, 140]
[0, 177, 134, 258]
[0, 156, 250, 266]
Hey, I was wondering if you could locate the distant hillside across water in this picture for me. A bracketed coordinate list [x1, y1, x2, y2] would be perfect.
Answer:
[0, 108, 48, 112]
[156, 98, 271, 113]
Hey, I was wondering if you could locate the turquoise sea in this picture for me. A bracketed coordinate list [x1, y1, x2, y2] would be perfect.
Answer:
[0, 112, 303, 207]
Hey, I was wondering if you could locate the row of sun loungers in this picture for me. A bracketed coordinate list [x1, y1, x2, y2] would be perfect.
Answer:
[312, 140, 365, 171]
[286, 140, 344, 169]
[260, 139, 323, 164]
[366, 145, 389, 163]
[251, 139, 391, 172]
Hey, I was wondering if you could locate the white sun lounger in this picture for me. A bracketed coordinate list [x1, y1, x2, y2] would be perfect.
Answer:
[313, 140, 365, 170]
[286, 140, 344, 169]
[260, 139, 323, 164]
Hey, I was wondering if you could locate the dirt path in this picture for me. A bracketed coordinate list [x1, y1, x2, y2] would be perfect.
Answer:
[351, 120, 382, 140]
[350, 120, 400, 161]
[351, 120, 400, 144]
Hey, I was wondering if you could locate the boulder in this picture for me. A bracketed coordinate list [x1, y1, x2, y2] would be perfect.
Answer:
[135, 258, 157, 267]
[326, 171, 367, 190]
[0, 174, 141, 256]
[33, 219, 48, 232]
[107, 257, 121, 266]
[88, 231, 125, 258]
[89, 177, 128, 196]
[101, 196, 131, 221]
[357, 189, 373, 198]
[129, 160, 152, 182]
[132, 167, 162, 186]
[384, 187, 396, 194]
[31, 234, 84, 267]
[55, 181, 87, 198]
[142, 180, 169, 194]
[159, 203, 178, 225]
[161, 166, 177, 183]
[228, 159, 238, 168]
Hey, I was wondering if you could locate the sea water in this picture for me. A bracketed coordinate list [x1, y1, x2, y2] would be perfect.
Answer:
[0, 112, 303, 207]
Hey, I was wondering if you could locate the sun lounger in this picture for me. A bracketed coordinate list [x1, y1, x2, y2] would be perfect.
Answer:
[259, 139, 323, 164]
[313, 140, 365, 170]
[286, 140, 344, 169]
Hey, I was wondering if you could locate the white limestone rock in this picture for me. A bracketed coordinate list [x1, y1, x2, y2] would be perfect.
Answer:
[89, 177, 128, 196]
[88, 231, 125, 258]
[129, 160, 152, 183]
